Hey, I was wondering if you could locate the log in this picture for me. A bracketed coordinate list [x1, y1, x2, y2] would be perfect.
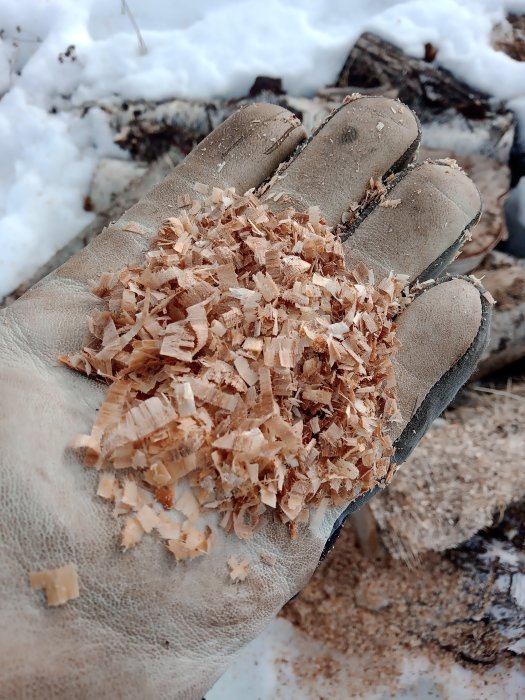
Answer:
[476, 257, 525, 377]
[0, 96, 340, 308]
[281, 382, 525, 679]
[1, 37, 523, 376]
[337, 32, 516, 166]
[337, 32, 496, 120]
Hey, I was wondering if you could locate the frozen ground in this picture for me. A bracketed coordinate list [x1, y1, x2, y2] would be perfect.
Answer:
[1, 0, 525, 297]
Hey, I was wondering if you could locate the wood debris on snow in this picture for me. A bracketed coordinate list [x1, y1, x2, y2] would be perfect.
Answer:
[379, 198, 401, 209]
[60, 188, 404, 562]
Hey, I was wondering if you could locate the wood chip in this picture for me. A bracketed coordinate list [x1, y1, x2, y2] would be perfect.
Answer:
[136, 504, 160, 533]
[167, 523, 211, 560]
[173, 381, 196, 416]
[29, 563, 79, 607]
[228, 556, 250, 582]
[234, 356, 259, 387]
[379, 198, 401, 209]
[97, 473, 117, 500]
[174, 490, 200, 522]
[121, 516, 144, 550]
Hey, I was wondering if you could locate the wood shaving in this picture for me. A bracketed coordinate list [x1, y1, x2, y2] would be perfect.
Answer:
[29, 563, 79, 607]
[469, 273, 497, 305]
[228, 556, 250, 582]
[260, 552, 277, 566]
[61, 188, 404, 561]
[379, 198, 401, 209]
[166, 522, 212, 560]
[121, 516, 144, 550]
[483, 289, 496, 305]
[341, 177, 388, 228]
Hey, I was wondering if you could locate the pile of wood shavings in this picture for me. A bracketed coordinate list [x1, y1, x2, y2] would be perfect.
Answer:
[61, 186, 405, 560]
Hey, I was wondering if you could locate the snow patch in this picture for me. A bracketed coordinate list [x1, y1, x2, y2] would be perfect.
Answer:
[511, 573, 525, 608]
[208, 617, 525, 699]
[1, 0, 525, 297]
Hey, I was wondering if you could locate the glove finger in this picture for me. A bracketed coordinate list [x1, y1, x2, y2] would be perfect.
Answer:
[322, 276, 491, 558]
[6, 104, 305, 362]
[263, 95, 420, 225]
[57, 103, 305, 286]
[343, 161, 482, 284]
[390, 276, 490, 453]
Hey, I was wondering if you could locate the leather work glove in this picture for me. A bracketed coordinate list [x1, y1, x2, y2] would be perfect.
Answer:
[0, 98, 490, 699]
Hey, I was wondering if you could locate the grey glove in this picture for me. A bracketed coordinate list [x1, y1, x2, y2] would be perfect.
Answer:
[0, 97, 489, 699]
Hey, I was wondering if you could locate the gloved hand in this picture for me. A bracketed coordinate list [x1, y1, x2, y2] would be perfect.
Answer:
[0, 98, 490, 699]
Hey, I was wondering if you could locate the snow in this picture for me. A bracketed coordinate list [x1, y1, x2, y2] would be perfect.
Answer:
[511, 573, 525, 608]
[2, 0, 525, 298]
[483, 541, 525, 567]
[508, 637, 525, 654]
[208, 618, 525, 699]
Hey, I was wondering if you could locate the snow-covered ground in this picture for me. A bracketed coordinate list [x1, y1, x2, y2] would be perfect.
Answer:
[1, 0, 525, 297]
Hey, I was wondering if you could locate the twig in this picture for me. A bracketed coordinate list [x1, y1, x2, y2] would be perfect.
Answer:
[121, 0, 147, 55]
[472, 385, 525, 405]
[10, 38, 43, 44]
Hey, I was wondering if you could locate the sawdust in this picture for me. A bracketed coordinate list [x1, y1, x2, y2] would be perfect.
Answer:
[281, 518, 523, 693]
[371, 380, 525, 562]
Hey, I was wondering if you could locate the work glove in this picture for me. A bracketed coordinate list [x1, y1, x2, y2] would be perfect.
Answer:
[0, 98, 490, 699]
